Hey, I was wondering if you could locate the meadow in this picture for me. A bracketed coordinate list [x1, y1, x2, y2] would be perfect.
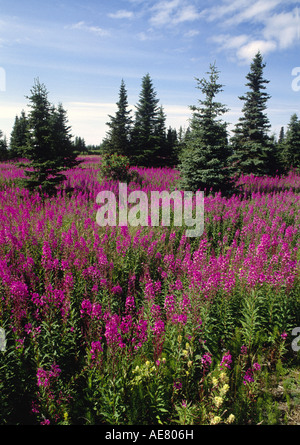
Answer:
[0, 156, 299, 425]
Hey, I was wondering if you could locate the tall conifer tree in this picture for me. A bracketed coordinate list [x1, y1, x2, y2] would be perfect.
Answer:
[22, 79, 80, 195]
[0, 130, 8, 161]
[230, 52, 277, 175]
[282, 113, 300, 170]
[104, 79, 132, 156]
[10, 110, 29, 159]
[131, 73, 161, 165]
[179, 63, 233, 195]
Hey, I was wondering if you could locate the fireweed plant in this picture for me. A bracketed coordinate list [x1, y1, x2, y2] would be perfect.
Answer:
[0, 156, 299, 425]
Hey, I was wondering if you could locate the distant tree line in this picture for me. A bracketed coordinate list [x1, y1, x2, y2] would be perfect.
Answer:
[0, 52, 299, 196]
[7, 112, 98, 159]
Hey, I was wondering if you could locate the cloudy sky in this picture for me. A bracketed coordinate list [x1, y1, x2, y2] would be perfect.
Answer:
[0, 0, 299, 145]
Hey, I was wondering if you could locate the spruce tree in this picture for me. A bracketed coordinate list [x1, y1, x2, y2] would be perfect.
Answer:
[0, 130, 8, 161]
[230, 51, 276, 176]
[152, 105, 168, 166]
[166, 126, 179, 166]
[73, 136, 87, 153]
[10, 110, 29, 159]
[179, 63, 233, 195]
[131, 73, 161, 166]
[104, 79, 133, 156]
[282, 113, 300, 170]
[278, 126, 285, 145]
[275, 126, 287, 174]
[50, 102, 79, 170]
[22, 79, 80, 196]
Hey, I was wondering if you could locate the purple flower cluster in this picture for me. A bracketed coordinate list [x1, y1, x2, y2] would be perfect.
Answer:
[220, 351, 232, 370]
[243, 363, 261, 385]
[90, 340, 103, 360]
[37, 363, 61, 389]
[80, 299, 102, 320]
[105, 314, 125, 349]
[0, 159, 299, 424]
[201, 352, 212, 372]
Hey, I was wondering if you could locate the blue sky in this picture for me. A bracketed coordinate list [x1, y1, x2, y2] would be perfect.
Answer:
[0, 0, 299, 145]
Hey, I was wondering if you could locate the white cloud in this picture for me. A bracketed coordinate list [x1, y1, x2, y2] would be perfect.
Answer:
[212, 34, 249, 50]
[206, 1, 300, 62]
[149, 0, 202, 27]
[67, 21, 110, 37]
[212, 34, 277, 62]
[263, 8, 300, 49]
[108, 10, 134, 19]
[225, 0, 282, 25]
[136, 28, 163, 41]
[205, 0, 282, 24]
[150, 0, 180, 27]
[237, 39, 277, 62]
[204, 0, 251, 22]
[137, 32, 149, 41]
[184, 29, 200, 38]
[173, 4, 202, 24]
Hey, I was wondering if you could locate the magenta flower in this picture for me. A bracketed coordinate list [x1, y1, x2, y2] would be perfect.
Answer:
[10, 281, 29, 299]
[80, 299, 92, 317]
[253, 362, 261, 371]
[90, 340, 103, 360]
[201, 352, 212, 372]
[152, 319, 165, 337]
[173, 381, 182, 391]
[37, 368, 50, 388]
[132, 318, 148, 350]
[125, 294, 135, 313]
[281, 331, 288, 340]
[240, 345, 247, 355]
[105, 314, 125, 349]
[243, 368, 254, 385]
[150, 304, 162, 319]
[112, 285, 122, 295]
[37, 363, 61, 389]
[220, 351, 232, 370]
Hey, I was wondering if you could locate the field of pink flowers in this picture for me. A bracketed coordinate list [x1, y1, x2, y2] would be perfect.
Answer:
[0, 156, 299, 425]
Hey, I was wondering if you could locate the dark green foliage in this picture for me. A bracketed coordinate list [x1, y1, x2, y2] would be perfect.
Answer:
[230, 52, 277, 176]
[131, 73, 164, 166]
[165, 126, 180, 166]
[179, 63, 234, 195]
[9, 110, 29, 159]
[101, 75, 181, 167]
[73, 136, 87, 153]
[103, 79, 133, 157]
[281, 113, 300, 170]
[99, 153, 131, 182]
[0, 130, 8, 161]
[21, 79, 81, 196]
[278, 126, 285, 145]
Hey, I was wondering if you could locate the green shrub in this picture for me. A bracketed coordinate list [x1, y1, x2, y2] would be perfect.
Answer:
[99, 153, 131, 182]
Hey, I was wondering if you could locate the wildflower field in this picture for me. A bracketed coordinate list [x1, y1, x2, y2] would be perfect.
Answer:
[0, 156, 299, 425]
